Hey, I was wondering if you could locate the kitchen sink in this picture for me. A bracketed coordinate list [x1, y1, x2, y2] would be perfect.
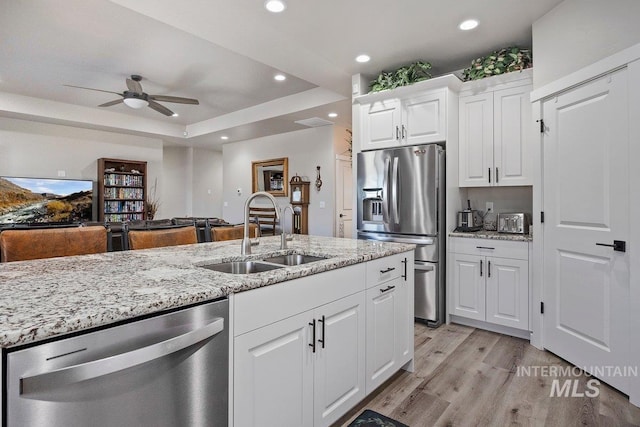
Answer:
[200, 261, 283, 274]
[261, 254, 330, 266]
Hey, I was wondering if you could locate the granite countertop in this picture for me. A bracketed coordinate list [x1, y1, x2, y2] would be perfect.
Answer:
[449, 230, 533, 242]
[0, 235, 413, 349]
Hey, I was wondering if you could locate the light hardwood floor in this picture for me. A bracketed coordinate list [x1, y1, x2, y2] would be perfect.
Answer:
[334, 323, 640, 426]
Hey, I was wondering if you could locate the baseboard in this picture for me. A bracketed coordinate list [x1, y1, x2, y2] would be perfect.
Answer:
[449, 315, 531, 340]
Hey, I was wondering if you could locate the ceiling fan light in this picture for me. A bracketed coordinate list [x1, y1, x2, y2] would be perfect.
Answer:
[123, 98, 149, 109]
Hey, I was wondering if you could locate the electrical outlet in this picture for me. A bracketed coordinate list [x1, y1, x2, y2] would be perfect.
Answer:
[485, 202, 494, 212]
[319, 201, 326, 208]
[57, 170, 66, 177]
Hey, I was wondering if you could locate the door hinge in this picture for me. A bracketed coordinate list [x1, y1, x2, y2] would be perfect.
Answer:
[541, 211, 545, 223]
[536, 119, 545, 133]
[540, 302, 545, 314]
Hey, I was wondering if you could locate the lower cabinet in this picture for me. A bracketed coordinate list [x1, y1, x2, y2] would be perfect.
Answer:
[232, 251, 414, 427]
[449, 238, 529, 331]
[234, 292, 365, 427]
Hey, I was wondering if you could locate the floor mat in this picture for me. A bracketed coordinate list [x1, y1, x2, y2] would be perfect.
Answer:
[347, 409, 409, 427]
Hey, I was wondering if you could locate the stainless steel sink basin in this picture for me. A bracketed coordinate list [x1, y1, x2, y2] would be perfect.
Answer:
[200, 261, 283, 274]
[261, 254, 329, 266]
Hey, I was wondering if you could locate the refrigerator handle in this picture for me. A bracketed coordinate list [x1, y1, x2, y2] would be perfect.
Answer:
[384, 157, 391, 218]
[392, 156, 399, 224]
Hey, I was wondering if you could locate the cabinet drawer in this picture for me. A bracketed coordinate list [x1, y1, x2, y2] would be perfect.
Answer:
[366, 253, 406, 288]
[448, 237, 528, 260]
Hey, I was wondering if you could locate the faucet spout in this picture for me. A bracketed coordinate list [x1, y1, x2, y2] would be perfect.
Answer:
[242, 191, 280, 255]
[281, 206, 295, 249]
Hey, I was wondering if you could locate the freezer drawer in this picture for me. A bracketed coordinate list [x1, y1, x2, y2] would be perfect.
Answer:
[415, 261, 438, 323]
[5, 299, 229, 427]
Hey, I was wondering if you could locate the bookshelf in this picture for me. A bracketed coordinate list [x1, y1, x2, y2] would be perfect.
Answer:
[98, 158, 147, 222]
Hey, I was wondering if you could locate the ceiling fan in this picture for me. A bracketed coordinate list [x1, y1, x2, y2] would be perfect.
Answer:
[64, 75, 199, 117]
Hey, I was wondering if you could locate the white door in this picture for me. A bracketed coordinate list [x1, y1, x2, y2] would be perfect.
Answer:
[459, 93, 494, 187]
[335, 156, 354, 238]
[543, 69, 630, 393]
[365, 278, 400, 393]
[234, 311, 314, 427]
[314, 292, 365, 426]
[361, 99, 401, 150]
[402, 90, 446, 145]
[494, 85, 533, 186]
[450, 253, 485, 321]
[485, 257, 529, 330]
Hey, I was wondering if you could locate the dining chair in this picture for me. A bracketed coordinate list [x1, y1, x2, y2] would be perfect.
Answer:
[211, 223, 259, 242]
[126, 224, 198, 250]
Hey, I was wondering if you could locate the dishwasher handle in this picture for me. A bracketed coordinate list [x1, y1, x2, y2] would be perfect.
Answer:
[20, 317, 225, 395]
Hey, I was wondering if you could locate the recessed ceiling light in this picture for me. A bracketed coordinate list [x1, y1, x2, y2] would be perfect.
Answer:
[221, 136, 229, 140]
[274, 74, 286, 81]
[171, 113, 179, 117]
[265, 0, 286, 13]
[328, 112, 338, 118]
[355, 54, 371, 63]
[459, 19, 479, 31]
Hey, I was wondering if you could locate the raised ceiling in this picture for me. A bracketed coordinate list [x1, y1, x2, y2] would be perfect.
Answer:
[0, 0, 563, 149]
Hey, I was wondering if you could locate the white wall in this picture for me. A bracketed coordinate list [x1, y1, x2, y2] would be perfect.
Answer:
[465, 187, 533, 216]
[532, 0, 640, 88]
[192, 148, 223, 218]
[222, 126, 337, 236]
[0, 117, 165, 216]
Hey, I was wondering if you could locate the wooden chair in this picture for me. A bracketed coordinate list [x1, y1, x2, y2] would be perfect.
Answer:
[211, 224, 258, 242]
[249, 207, 278, 236]
[127, 225, 198, 250]
[0, 225, 108, 262]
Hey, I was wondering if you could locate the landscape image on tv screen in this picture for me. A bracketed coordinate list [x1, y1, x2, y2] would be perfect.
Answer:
[0, 177, 94, 224]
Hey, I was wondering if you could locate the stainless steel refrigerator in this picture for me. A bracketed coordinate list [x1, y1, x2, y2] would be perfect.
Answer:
[357, 143, 445, 326]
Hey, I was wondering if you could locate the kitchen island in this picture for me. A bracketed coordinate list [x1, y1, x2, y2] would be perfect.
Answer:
[0, 235, 415, 426]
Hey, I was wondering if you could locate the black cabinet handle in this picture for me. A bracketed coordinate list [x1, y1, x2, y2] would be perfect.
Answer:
[380, 267, 396, 274]
[476, 246, 495, 250]
[596, 240, 626, 252]
[480, 260, 483, 277]
[489, 168, 491, 183]
[380, 285, 396, 293]
[396, 126, 400, 140]
[496, 167, 499, 183]
[308, 319, 316, 353]
[488, 260, 491, 278]
[318, 315, 325, 349]
[401, 258, 407, 280]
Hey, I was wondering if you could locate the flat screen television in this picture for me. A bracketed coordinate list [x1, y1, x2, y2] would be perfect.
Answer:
[0, 176, 95, 224]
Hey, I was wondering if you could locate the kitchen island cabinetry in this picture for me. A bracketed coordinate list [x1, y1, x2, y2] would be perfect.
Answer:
[458, 69, 533, 187]
[449, 236, 530, 337]
[232, 250, 414, 427]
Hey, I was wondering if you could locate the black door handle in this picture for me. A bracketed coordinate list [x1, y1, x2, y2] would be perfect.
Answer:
[596, 240, 626, 252]
[339, 214, 344, 218]
[308, 319, 316, 353]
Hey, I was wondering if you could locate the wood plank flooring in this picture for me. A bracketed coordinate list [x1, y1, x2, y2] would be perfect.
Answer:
[333, 323, 640, 427]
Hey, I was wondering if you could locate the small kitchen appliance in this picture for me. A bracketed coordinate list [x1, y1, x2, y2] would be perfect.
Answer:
[497, 213, 530, 234]
[456, 200, 482, 232]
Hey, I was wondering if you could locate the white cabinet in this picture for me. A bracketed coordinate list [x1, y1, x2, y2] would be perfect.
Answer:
[449, 237, 529, 331]
[365, 253, 414, 393]
[459, 74, 533, 187]
[361, 90, 446, 151]
[233, 252, 414, 426]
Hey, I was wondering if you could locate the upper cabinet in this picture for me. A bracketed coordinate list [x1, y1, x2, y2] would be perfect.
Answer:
[354, 74, 462, 152]
[360, 90, 446, 151]
[458, 69, 533, 187]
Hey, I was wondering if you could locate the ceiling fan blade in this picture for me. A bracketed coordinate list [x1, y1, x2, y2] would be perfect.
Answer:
[63, 84, 121, 95]
[149, 95, 199, 105]
[148, 100, 174, 116]
[126, 78, 143, 94]
[98, 99, 124, 107]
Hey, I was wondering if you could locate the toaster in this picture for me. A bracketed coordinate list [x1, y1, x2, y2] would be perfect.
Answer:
[497, 213, 530, 234]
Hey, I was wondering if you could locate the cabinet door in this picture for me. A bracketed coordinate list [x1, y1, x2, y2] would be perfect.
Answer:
[402, 90, 446, 145]
[234, 311, 314, 427]
[365, 277, 402, 393]
[450, 253, 485, 320]
[494, 85, 533, 186]
[314, 292, 366, 426]
[486, 257, 529, 330]
[361, 99, 401, 151]
[396, 256, 414, 365]
[459, 93, 494, 187]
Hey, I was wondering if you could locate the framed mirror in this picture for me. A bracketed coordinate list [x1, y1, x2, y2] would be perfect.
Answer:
[252, 157, 289, 197]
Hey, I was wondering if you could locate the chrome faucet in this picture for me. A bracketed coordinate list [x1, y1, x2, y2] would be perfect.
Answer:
[242, 191, 280, 255]
[281, 206, 295, 249]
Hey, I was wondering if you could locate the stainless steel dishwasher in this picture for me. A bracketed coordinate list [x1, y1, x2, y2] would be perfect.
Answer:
[5, 298, 228, 427]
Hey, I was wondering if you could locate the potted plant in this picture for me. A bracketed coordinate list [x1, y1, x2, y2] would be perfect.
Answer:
[369, 61, 432, 93]
[462, 47, 532, 81]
